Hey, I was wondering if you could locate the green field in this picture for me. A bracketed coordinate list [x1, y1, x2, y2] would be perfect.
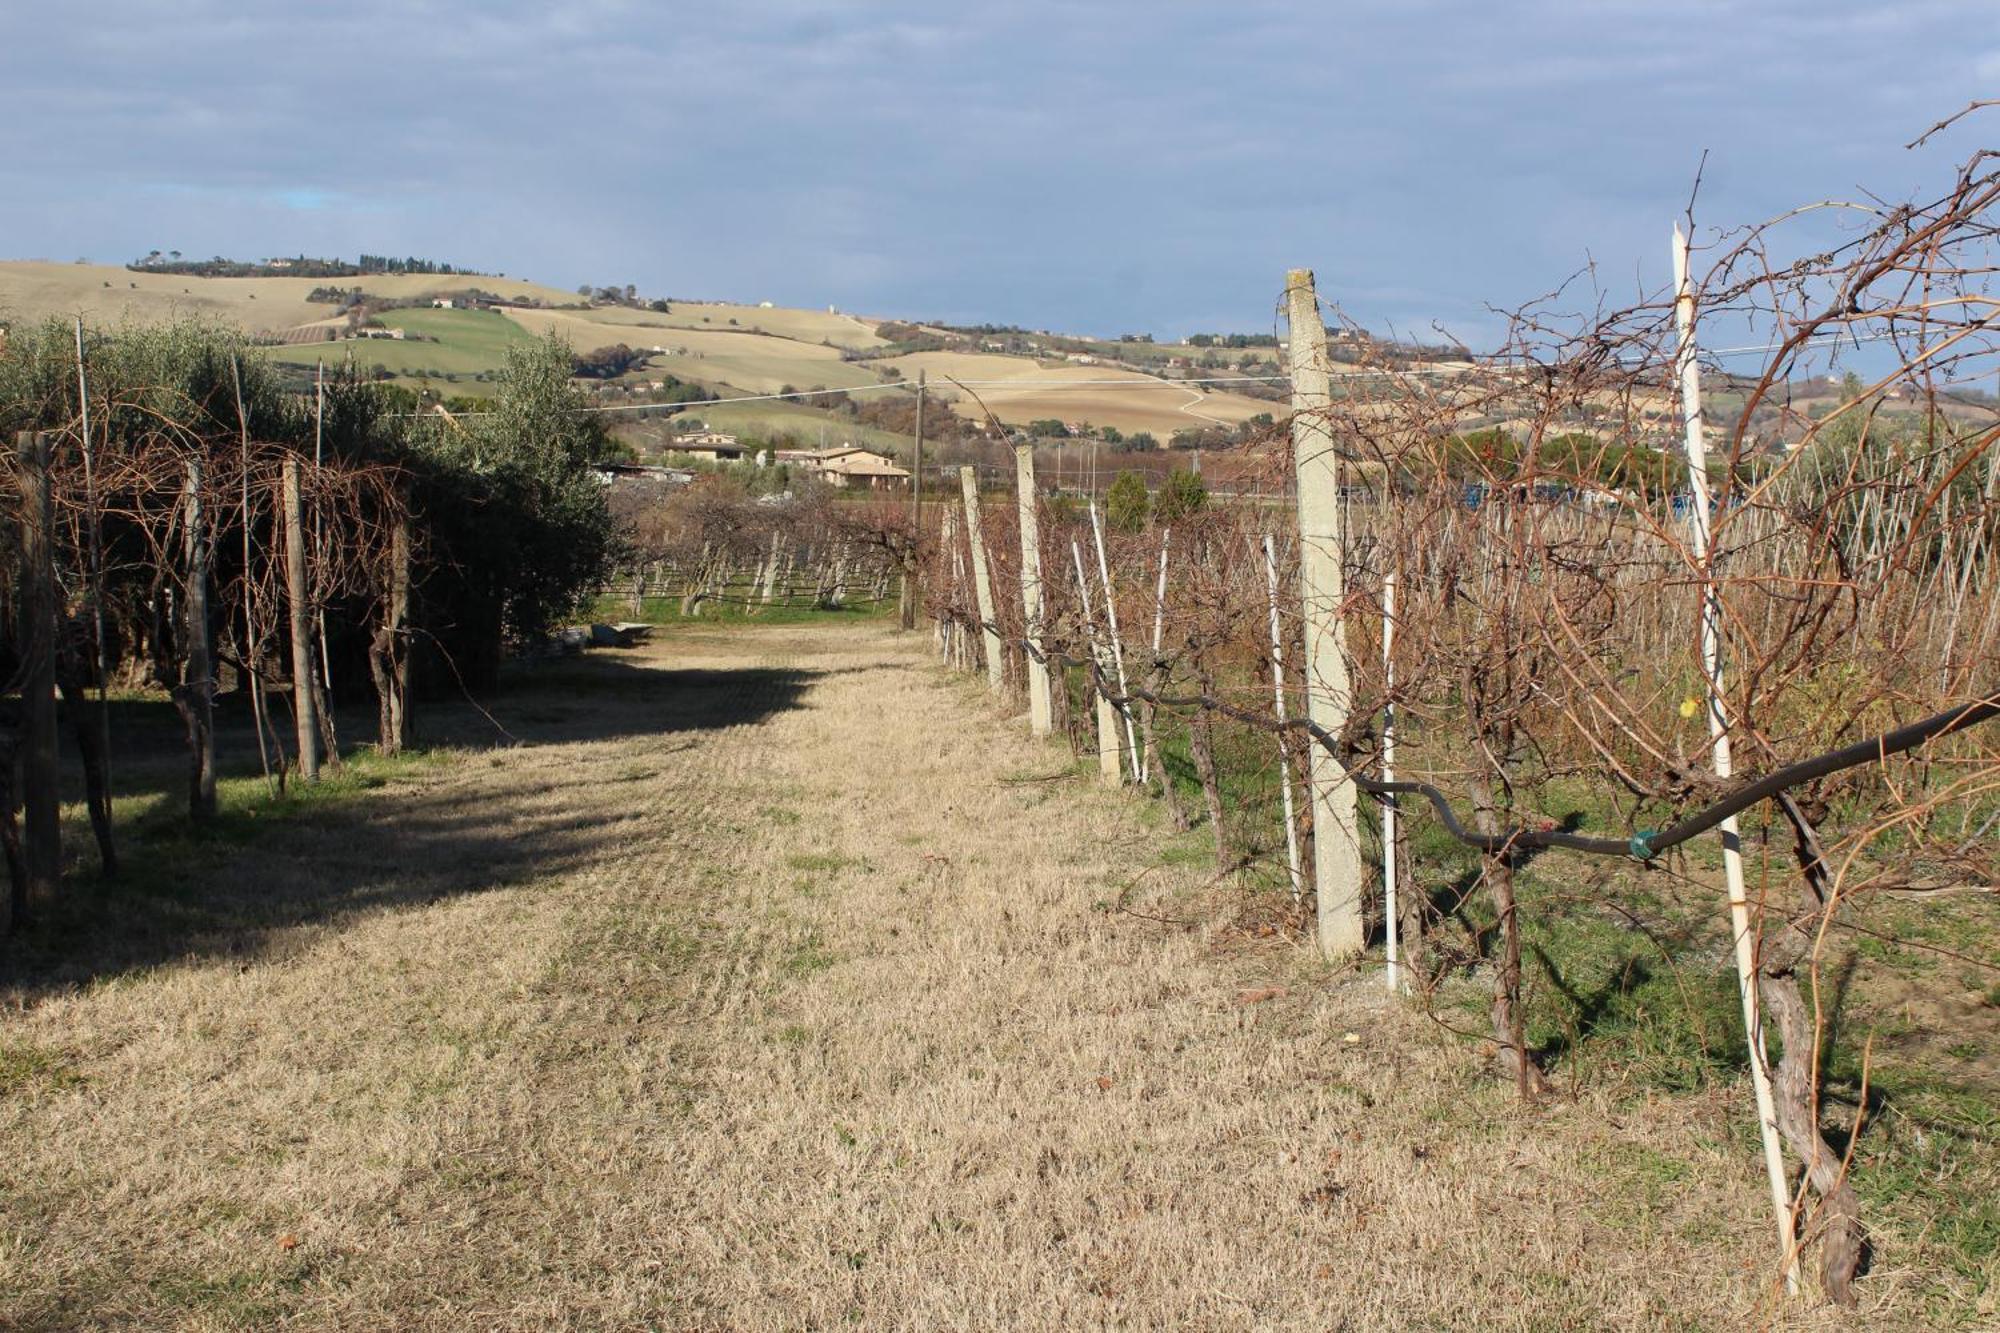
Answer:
[263, 307, 538, 392]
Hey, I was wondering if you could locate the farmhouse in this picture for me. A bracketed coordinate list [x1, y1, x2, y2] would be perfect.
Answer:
[775, 445, 910, 491]
[671, 430, 747, 462]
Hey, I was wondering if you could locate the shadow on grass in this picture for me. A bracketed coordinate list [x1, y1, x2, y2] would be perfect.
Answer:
[3, 649, 822, 1001]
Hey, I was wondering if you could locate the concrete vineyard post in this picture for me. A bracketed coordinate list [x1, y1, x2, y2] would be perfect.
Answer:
[282, 456, 320, 782]
[16, 432, 61, 907]
[1675, 223, 1801, 1296]
[959, 466, 1005, 692]
[1263, 534, 1305, 907]
[1285, 269, 1365, 959]
[1014, 443, 1052, 736]
[761, 529, 782, 604]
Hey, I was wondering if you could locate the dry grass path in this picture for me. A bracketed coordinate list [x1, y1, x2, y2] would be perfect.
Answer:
[1, 625, 1888, 1329]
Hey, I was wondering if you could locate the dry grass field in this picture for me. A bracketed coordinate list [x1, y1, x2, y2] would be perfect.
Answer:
[567, 300, 888, 351]
[499, 308, 887, 395]
[881, 349, 1278, 436]
[0, 621, 1942, 1330]
[0, 261, 576, 334]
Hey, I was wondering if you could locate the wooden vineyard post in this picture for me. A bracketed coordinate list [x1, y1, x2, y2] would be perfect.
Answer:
[282, 456, 321, 782]
[1674, 224, 1801, 1295]
[1014, 442, 1053, 735]
[392, 511, 414, 749]
[181, 456, 218, 820]
[1285, 270, 1365, 958]
[15, 431, 61, 908]
[959, 466, 1004, 693]
[372, 505, 414, 755]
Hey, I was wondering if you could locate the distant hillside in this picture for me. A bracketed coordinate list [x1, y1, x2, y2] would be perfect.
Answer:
[0, 259, 1292, 433]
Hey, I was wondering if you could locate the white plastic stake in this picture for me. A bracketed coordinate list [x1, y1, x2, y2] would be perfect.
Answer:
[1263, 534, 1305, 907]
[958, 466, 1004, 692]
[1072, 539, 1122, 784]
[1382, 567, 1400, 992]
[1675, 223, 1800, 1295]
[1144, 528, 1172, 785]
[1089, 502, 1141, 780]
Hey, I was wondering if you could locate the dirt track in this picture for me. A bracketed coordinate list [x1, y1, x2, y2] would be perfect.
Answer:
[0, 624, 1870, 1330]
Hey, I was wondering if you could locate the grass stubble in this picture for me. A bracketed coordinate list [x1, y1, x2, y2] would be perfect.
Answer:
[0, 623, 1959, 1329]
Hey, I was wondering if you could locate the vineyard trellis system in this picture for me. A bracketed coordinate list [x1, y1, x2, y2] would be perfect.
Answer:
[911, 130, 2000, 1307]
[3, 110, 1996, 1317]
[2, 326, 622, 931]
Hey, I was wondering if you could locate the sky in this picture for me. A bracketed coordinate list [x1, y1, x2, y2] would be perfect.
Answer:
[1, 1, 1994, 348]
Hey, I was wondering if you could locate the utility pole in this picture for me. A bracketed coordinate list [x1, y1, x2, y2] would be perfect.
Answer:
[911, 369, 926, 523]
[897, 369, 927, 632]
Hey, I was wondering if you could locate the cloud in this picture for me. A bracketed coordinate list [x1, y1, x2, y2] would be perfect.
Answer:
[0, 1, 1993, 342]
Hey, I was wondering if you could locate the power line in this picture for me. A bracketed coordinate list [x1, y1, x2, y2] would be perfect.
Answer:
[385, 328, 1992, 422]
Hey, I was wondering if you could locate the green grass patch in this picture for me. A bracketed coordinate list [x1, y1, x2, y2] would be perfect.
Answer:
[263, 307, 534, 393]
[782, 929, 840, 979]
[785, 853, 857, 874]
[0, 1041, 85, 1096]
[587, 591, 895, 628]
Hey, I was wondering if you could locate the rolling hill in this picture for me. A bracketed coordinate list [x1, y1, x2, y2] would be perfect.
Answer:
[0, 258, 1285, 437]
